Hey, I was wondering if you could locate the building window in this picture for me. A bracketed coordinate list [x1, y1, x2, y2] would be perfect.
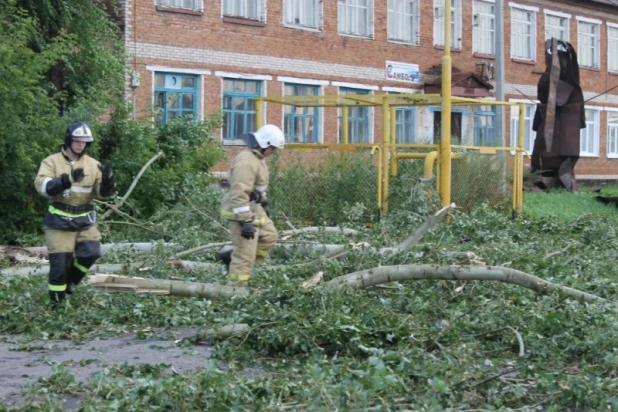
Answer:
[154, 73, 198, 124]
[338, 88, 371, 143]
[607, 112, 618, 158]
[510, 103, 535, 153]
[545, 12, 570, 41]
[578, 20, 600, 68]
[608, 26, 618, 73]
[473, 0, 495, 55]
[284, 84, 320, 143]
[474, 106, 496, 146]
[510, 6, 536, 60]
[222, 79, 261, 140]
[338, 0, 373, 37]
[223, 0, 261, 20]
[580, 108, 600, 157]
[387, 0, 419, 44]
[395, 108, 416, 144]
[284, 0, 320, 29]
[155, 0, 203, 11]
[434, 0, 462, 48]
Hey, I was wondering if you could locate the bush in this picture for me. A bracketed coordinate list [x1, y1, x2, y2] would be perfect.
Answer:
[94, 106, 225, 218]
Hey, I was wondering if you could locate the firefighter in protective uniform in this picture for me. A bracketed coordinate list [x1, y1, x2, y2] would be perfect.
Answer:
[219, 124, 284, 287]
[34, 121, 116, 303]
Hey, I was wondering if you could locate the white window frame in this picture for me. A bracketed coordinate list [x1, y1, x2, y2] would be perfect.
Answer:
[146, 65, 210, 123]
[434, 0, 462, 48]
[283, 0, 322, 31]
[338, 0, 375, 38]
[473, 0, 495, 55]
[509, 99, 537, 154]
[608, 23, 618, 73]
[544, 9, 570, 41]
[577, 17, 601, 68]
[155, 0, 204, 11]
[509, 3, 538, 61]
[606, 108, 618, 158]
[222, 0, 265, 21]
[580, 106, 601, 157]
[387, 0, 420, 45]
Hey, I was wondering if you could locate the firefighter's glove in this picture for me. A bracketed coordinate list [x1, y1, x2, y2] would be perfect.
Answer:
[98, 161, 116, 197]
[98, 161, 113, 180]
[261, 199, 271, 218]
[241, 221, 256, 240]
[61, 168, 85, 187]
[249, 191, 263, 204]
[71, 168, 85, 183]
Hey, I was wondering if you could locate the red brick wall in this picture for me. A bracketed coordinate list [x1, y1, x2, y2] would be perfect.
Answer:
[123, 0, 618, 177]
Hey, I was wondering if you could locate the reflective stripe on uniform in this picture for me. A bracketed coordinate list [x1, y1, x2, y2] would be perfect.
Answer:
[254, 185, 268, 192]
[48, 284, 67, 292]
[221, 210, 236, 218]
[256, 249, 269, 258]
[40, 177, 52, 196]
[48, 205, 90, 218]
[70, 186, 93, 193]
[232, 206, 251, 214]
[254, 217, 267, 226]
[74, 259, 89, 274]
[230, 274, 251, 281]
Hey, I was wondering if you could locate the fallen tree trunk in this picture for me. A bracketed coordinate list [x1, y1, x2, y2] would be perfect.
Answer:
[323, 264, 607, 304]
[88, 274, 249, 299]
[0, 260, 219, 277]
[280, 227, 359, 238]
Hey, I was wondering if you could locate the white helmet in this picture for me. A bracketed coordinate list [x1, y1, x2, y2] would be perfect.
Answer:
[253, 124, 285, 149]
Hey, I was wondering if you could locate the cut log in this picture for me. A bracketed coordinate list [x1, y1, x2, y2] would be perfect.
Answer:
[88, 274, 249, 299]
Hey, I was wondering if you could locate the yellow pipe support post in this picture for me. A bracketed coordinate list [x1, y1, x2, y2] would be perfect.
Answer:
[256, 99, 263, 129]
[439, 0, 452, 207]
[371, 146, 382, 209]
[342, 107, 349, 144]
[515, 102, 526, 216]
[382, 97, 391, 213]
[390, 106, 397, 176]
[424, 151, 438, 180]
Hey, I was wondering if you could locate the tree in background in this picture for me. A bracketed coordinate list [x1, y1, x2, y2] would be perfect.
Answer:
[0, 0, 124, 244]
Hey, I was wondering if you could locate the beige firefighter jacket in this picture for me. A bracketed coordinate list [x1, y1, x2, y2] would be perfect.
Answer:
[35, 147, 105, 206]
[220, 148, 269, 223]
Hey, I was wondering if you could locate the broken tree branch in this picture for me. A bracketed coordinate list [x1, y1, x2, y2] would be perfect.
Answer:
[101, 151, 164, 220]
[323, 264, 607, 304]
[393, 203, 456, 251]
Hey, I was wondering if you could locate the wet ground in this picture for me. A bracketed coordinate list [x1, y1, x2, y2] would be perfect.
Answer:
[0, 328, 212, 409]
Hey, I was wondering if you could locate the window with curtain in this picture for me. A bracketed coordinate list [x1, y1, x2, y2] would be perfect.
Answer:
[578, 21, 600, 68]
[473, 0, 495, 55]
[284, 0, 320, 29]
[388, 0, 419, 44]
[511, 7, 536, 60]
[434, 0, 462, 48]
[338, 0, 373, 37]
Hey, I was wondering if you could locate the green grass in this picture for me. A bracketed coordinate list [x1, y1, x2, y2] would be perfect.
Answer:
[524, 189, 618, 222]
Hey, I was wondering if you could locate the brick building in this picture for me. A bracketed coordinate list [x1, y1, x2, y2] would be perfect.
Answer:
[119, 0, 618, 178]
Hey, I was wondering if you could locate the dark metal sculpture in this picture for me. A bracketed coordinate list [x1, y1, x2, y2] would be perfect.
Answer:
[531, 38, 585, 191]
